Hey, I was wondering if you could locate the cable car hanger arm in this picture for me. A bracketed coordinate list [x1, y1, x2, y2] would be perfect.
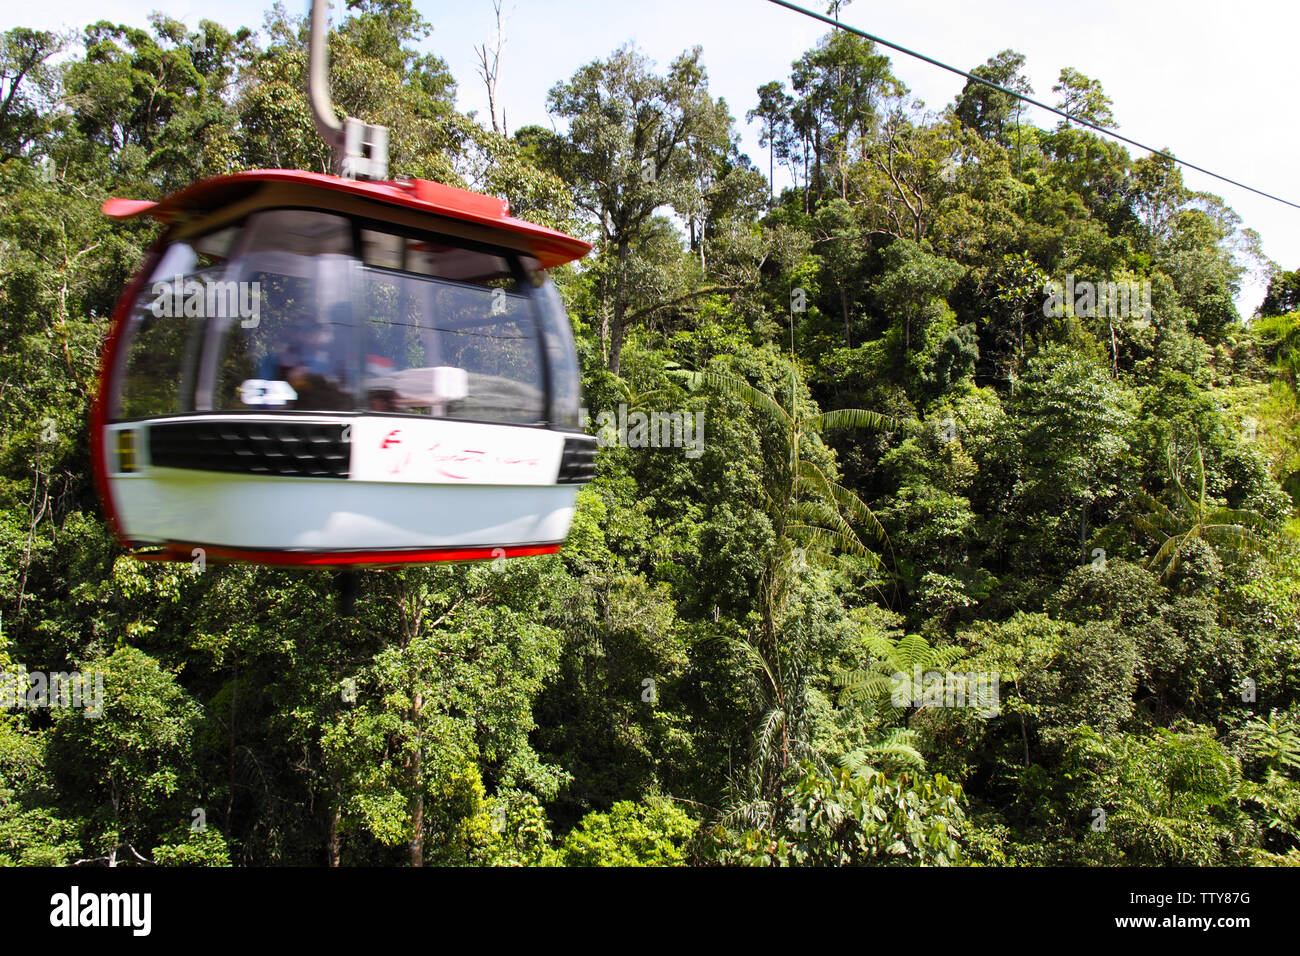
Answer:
[309, 0, 388, 181]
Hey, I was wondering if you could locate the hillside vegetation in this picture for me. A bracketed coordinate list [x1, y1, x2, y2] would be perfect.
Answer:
[2, 1, 1299, 866]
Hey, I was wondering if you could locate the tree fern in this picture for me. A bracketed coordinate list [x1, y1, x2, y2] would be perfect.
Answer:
[838, 728, 926, 779]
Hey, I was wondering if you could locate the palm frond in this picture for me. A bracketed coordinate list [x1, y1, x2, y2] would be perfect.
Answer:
[714, 635, 780, 696]
[1201, 525, 1269, 553]
[789, 499, 858, 544]
[1143, 533, 1186, 580]
[798, 460, 889, 544]
[683, 369, 792, 428]
[786, 523, 881, 567]
[1133, 490, 1177, 528]
[757, 705, 788, 759]
[806, 407, 902, 433]
[1132, 513, 1175, 542]
[1207, 509, 1276, 533]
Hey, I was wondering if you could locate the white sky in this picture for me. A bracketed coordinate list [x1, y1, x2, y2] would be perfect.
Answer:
[6, 0, 1298, 313]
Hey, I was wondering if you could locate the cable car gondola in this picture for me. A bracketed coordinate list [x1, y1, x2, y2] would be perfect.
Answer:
[90, 2, 595, 567]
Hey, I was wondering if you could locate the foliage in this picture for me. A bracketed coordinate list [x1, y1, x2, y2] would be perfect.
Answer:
[0, 5, 1295, 868]
[548, 799, 698, 867]
[712, 762, 966, 866]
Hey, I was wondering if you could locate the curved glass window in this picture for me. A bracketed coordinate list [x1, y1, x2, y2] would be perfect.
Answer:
[116, 227, 237, 418]
[210, 210, 357, 413]
[532, 273, 582, 430]
[111, 208, 578, 430]
[360, 267, 544, 424]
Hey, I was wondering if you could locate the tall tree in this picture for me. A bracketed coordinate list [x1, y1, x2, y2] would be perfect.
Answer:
[1260, 267, 1300, 318]
[546, 45, 732, 374]
[0, 28, 63, 160]
[1009, 346, 1136, 566]
[1052, 67, 1116, 129]
[687, 362, 897, 806]
[954, 49, 1032, 148]
[747, 80, 794, 202]
[791, 31, 900, 201]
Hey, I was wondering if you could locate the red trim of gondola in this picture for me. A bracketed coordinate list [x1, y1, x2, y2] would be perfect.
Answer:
[102, 197, 158, 219]
[90, 249, 161, 545]
[100, 170, 592, 268]
[131, 542, 563, 567]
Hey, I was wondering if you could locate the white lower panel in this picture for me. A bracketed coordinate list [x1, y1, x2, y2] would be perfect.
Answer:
[111, 471, 578, 550]
[350, 417, 566, 485]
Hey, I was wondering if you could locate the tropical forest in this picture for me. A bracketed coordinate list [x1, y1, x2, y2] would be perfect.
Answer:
[2, 0, 1300, 869]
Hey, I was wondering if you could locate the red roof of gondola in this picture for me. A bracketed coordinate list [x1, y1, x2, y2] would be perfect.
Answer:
[101, 169, 592, 269]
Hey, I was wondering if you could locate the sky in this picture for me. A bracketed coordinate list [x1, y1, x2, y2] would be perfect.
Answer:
[5, 0, 1298, 313]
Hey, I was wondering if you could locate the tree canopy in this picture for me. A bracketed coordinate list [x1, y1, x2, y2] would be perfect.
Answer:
[1, 4, 1298, 868]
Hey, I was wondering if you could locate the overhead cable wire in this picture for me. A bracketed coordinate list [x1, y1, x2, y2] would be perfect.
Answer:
[765, 0, 1300, 211]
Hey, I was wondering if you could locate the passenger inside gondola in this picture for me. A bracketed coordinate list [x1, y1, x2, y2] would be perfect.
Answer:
[257, 307, 353, 411]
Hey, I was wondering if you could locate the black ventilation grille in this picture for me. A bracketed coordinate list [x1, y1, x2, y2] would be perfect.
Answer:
[149, 420, 351, 478]
[556, 435, 597, 484]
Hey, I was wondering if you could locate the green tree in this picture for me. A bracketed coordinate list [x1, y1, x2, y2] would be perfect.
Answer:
[0, 28, 64, 160]
[1065, 727, 1248, 865]
[687, 362, 896, 807]
[954, 49, 1032, 148]
[545, 45, 733, 374]
[873, 239, 963, 368]
[50, 646, 202, 865]
[549, 799, 697, 866]
[1259, 267, 1300, 318]
[747, 80, 795, 202]
[1052, 67, 1116, 129]
[1007, 345, 1136, 567]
